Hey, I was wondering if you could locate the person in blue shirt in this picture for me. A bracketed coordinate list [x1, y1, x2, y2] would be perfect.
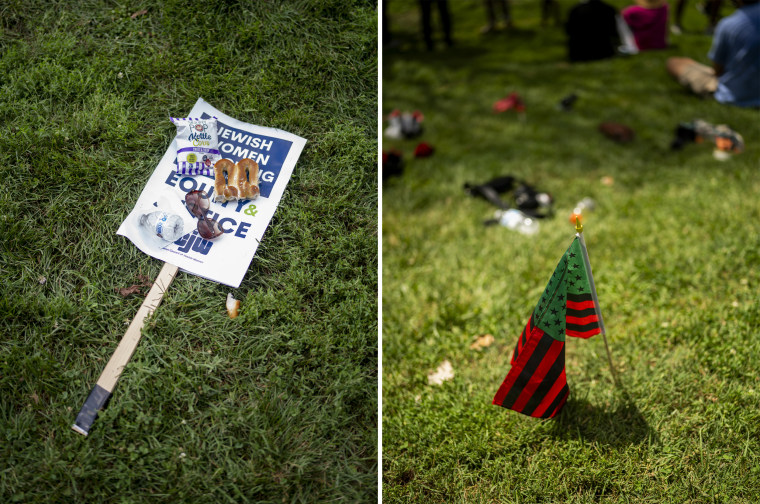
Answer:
[666, 0, 760, 107]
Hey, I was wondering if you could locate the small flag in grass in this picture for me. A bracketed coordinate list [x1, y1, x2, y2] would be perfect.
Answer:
[493, 236, 604, 418]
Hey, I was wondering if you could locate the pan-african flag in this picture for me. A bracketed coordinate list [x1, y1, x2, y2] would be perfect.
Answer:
[492, 236, 603, 418]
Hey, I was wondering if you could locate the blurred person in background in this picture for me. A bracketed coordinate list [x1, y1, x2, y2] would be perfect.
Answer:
[420, 0, 453, 50]
[672, 0, 724, 34]
[666, 0, 760, 107]
[481, 0, 512, 33]
[566, 0, 621, 61]
[622, 0, 670, 50]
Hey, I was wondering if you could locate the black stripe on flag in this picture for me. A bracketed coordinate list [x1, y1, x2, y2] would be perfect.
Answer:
[540, 384, 569, 419]
[500, 333, 555, 409]
[566, 321, 601, 333]
[567, 292, 594, 303]
[566, 307, 597, 318]
[521, 345, 566, 416]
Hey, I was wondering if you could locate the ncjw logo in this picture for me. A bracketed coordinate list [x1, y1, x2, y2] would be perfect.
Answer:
[200, 113, 292, 198]
[174, 230, 213, 255]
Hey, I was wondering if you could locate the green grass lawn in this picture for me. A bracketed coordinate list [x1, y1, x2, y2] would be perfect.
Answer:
[1, 1, 377, 502]
[382, 0, 760, 501]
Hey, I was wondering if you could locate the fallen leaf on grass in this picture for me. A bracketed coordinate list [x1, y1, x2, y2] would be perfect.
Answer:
[116, 285, 142, 296]
[599, 122, 635, 143]
[115, 274, 153, 297]
[470, 334, 494, 351]
[428, 360, 454, 385]
[131, 9, 148, 19]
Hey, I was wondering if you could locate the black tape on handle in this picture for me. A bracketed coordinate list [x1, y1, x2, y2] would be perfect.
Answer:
[71, 385, 112, 436]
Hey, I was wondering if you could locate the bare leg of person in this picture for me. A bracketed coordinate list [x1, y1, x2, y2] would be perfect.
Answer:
[672, 0, 686, 34]
[666, 57, 696, 79]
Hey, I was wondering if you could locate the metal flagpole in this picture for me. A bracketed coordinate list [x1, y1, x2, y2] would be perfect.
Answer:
[575, 218, 619, 386]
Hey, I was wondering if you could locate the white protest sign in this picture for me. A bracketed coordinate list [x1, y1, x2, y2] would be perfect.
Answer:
[117, 98, 307, 288]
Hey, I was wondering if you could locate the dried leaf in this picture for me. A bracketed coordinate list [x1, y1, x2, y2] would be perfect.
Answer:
[470, 333, 494, 351]
[427, 360, 454, 385]
[598, 122, 635, 143]
[115, 273, 154, 297]
[116, 285, 143, 297]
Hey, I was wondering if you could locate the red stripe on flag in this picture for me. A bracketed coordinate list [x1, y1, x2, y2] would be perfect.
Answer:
[492, 373, 513, 407]
[513, 329, 525, 364]
[567, 299, 596, 311]
[531, 368, 566, 417]
[492, 326, 545, 406]
[510, 339, 564, 413]
[566, 327, 601, 339]
[566, 314, 599, 326]
[511, 317, 531, 365]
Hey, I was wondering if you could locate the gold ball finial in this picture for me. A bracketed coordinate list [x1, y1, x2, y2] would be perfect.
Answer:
[575, 216, 583, 234]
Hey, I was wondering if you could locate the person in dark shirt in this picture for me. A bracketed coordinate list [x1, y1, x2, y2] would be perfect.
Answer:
[566, 0, 621, 61]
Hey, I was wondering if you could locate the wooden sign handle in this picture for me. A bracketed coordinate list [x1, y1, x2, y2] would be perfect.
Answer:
[72, 262, 179, 436]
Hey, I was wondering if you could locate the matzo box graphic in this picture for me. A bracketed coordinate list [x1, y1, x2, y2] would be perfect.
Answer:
[118, 98, 307, 288]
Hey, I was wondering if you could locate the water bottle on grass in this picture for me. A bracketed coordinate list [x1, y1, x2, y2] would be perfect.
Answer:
[495, 209, 539, 235]
[139, 211, 184, 242]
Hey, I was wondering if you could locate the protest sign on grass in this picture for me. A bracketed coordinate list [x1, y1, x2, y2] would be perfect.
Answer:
[117, 97, 307, 288]
[73, 98, 306, 435]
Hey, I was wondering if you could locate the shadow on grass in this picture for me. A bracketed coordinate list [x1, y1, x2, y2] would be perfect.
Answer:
[384, 36, 490, 63]
[549, 388, 659, 448]
[383, 27, 560, 68]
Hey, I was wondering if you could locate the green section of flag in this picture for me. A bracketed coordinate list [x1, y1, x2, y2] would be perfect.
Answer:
[532, 238, 591, 342]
